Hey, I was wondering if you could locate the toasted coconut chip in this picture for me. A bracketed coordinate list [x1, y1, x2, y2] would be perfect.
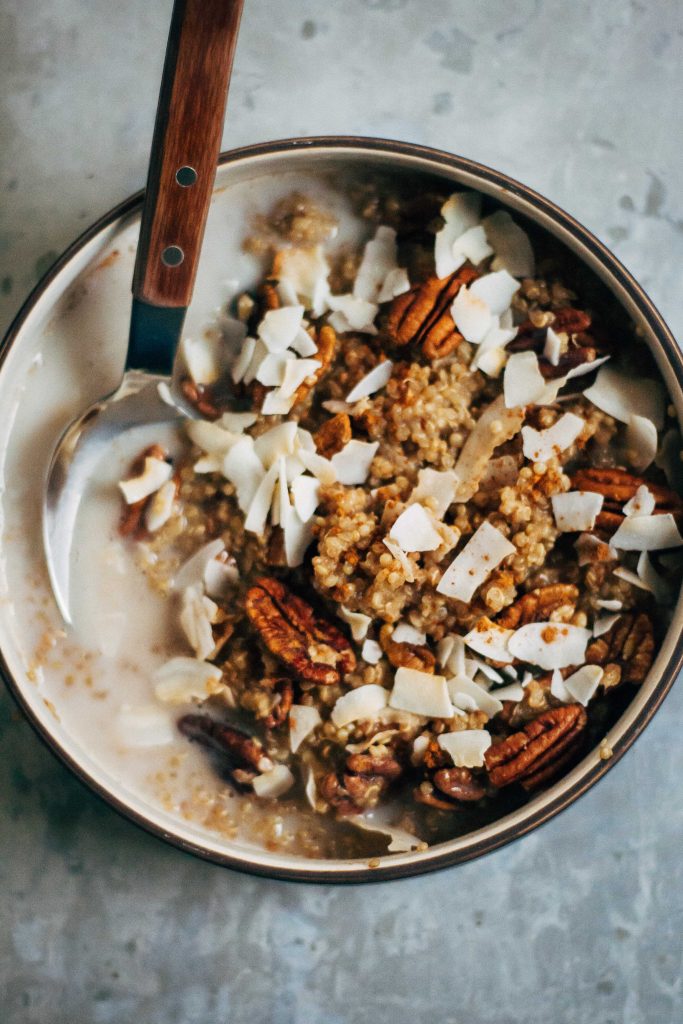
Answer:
[597, 598, 622, 611]
[438, 729, 492, 769]
[455, 224, 493, 266]
[613, 564, 652, 592]
[543, 326, 563, 366]
[353, 226, 401, 303]
[115, 705, 176, 748]
[218, 411, 257, 433]
[173, 538, 225, 592]
[623, 484, 655, 518]
[389, 667, 453, 718]
[563, 665, 604, 706]
[304, 768, 327, 813]
[383, 537, 416, 582]
[625, 414, 658, 472]
[244, 462, 279, 535]
[186, 419, 239, 455]
[447, 675, 503, 717]
[231, 336, 257, 383]
[392, 623, 427, 646]
[437, 634, 467, 676]
[463, 618, 514, 663]
[470, 270, 520, 317]
[258, 305, 305, 352]
[119, 456, 172, 505]
[193, 454, 222, 474]
[434, 192, 482, 279]
[339, 606, 372, 641]
[378, 267, 410, 303]
[575, 532, 614, 566]
[593, 613, 621, 637]
[453, 395, 524, 502]
[331, 684, 389, 728]
[181, 335, 224, 386]
[298, 447, 337, 485]
[583, 366, 665, 429]
[275, 245, 331, 316]
[348, 815, 424, 853]
[255, 350, 295, 387]
[154, 657, 222, 704]
[551, 491, 604, 532]
[466, 656, 504, 684]
[411, 733, 431, 765]
[564, 354, 611, 381]
[261, 387, 297, 416]
[346, 360, 393, 403]
[504, 351, 561, 409]
[204, 556, 239, 599]
[507, 623, 592, 670]
[361, 639, 383, 665]
[409, 468, 458, 518]
[492, 682, 525, 702]
[327, 294, 379, 334]
[637, 551, 672, 603]
[331, 439, 379, 485]
[280, 358, 323, 399]
[254, 421, 298, 468]
[474, 345, 508, 379]
[612, 512, 683, 550]
[389, 504, 442, 552]
[242, 338, 268, 385]
[180, 585, 219, 661]
[522, 412, 585, 464]
[290, 326, 319, 357]
[550, 668, 572, 703]
[252, 764, 295, 799]
[289, 705, 322, 754]
[145, 479, 177, 533]
[437, 520, 516, 603]
[451, 287, 493, 344]
[482, 210, 535, 278]
[291, 474, 320, 522]
[222, 435, 265, 512]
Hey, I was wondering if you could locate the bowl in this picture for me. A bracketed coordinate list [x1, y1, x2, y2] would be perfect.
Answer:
[1, 137, 682, 882]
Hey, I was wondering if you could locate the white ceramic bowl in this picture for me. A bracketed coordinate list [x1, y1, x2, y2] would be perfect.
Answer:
[2, 138, 682, 882]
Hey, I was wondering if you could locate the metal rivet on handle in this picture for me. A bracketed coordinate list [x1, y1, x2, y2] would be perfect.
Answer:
[175, 165, 197, 187]
[161, 245, 184, 267]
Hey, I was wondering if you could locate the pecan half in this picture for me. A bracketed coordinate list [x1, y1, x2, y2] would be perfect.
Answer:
[496, 584, 579, 629]
[177, 714, 272, 789]
[433, 767, 486, 803]
[119, 444, 170, 538]
[345, 752, 404, 780]
[570, 467, 683, 532]
[315, 413, 352, 459]
[385, 267, 477, 359]
[585, 612, 654, 686]
[485, 704, 587, 791]
[245, 577, 356, 686]
[319, 769, 391, 815]
[379, 624, 435, 673]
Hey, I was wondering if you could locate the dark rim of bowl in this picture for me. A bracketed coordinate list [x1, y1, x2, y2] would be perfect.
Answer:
[1, 136, 682, 883]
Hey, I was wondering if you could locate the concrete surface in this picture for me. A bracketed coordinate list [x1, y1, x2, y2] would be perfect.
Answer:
[1, 1, 682, 1021]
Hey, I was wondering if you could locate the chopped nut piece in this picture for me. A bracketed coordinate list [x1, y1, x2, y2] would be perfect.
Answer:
[496, 584, 579, 629]
[314, 413, 352, 459]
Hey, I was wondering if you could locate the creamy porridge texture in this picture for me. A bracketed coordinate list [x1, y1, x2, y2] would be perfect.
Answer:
[4, 175, 683, 861]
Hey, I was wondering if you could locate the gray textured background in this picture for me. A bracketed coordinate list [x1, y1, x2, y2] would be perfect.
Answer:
[1, 2, 682, 1022]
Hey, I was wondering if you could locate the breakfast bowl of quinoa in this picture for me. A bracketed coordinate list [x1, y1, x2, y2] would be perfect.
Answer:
[2, 138, 682, 881]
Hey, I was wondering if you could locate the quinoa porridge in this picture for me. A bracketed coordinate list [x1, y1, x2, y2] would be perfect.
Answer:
[6, 173, 683, 861]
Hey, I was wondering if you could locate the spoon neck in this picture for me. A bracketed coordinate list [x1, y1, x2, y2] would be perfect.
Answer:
[126, 298, 186, 376]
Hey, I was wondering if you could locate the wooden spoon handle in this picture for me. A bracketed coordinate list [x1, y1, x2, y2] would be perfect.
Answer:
[132, 0, 244, 308]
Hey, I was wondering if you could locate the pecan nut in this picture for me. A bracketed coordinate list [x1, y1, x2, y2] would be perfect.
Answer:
[496, 584, 579, 629]
[318, 769, 391, 815]
[256, 677, 295, 730]
[177, 714, 272, 789]
[433, 767, 487, 803]
[485, 704, 587, 791]
[385, 267, 477, 359]
[585, 612, 654, 686]
[180, 378, 223, 420]
[379, 624, 435, 673]
[507, 307, 599, 380]
[245, 577, 356, 686]
[571, 467, 683, 532]
[314, 413, 352, 459]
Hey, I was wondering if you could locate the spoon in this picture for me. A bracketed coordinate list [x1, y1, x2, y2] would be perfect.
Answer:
[43, 0, 244, 623]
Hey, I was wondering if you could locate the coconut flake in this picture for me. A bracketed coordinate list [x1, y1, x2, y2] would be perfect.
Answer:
[624, 415, 658, 472]
[331, 440, 379, 485]
[452, 395, 524, 502]
[474, 346, 508, 379]
[257, 305, 305, 352]
[613, 565, 652, 592]
[252, 764, 294, 799]
[339, 606, 372, 641]
[361, 639, 383, 665]
[482, 210, 535, 278]
[437, 521, 516, 602]
[597, 598, 622, 611]
[593, 613, 621, 637]
[610, 513, 683, 551]
[145, 479, 176, 533]
[218, 411, 257, 433]
[408, 468, 458, 519]
[290, 326, 319, 357]
[463, 618, 514, 663]
[550, 668, 572, 703]
[434, 192, 482, 278]
[389, 667, 453, 718]
[179, 585, 218, 660]
[115, 705, 176, 748]
[119, 456, 172, 504]
[275, 245, 330, 316]
[297, 447, 337, 485]
[383, 537, 415, 582]
[389, 504, 442, 552]
[522, 412, 585, 464]
[222, 435, 265, 512]
[331, 684, 389, 728]
[181, 335, 223, 385]
[492, 683, 525, 702]
[377, 267, 411, 303]
[437, 635, 466, 677]
[451, 287, 493, 344]
[173, 539, 225, 592]
[279, 358, 322, 399]
[623, 484, 656, 518]
[353, 226, 401, 303]
[289, 705, 322, 753]
[552, 491, 604, 532]
[504, 351, 561, 409]
[563, 665, 604, 706]
[637, 551, 671, 603]
[327, 294, 379, 334]
[345, 360, 393, 403]
[469, 270, 520, 317]
[154, 657, 222, 704]
[437, 729, 492, 768]
[253, 421, 298, 468]
[543, 327, 562, 366]
[392, 623, 427, 646]
[186, 419, 239, 455]
[583, 366, 665, 429]
[244, 461, 279, 535]
[291, 474, 320, 522]
[507, 623, 592, 670]
[255, 350, 295, 387]
[451, 225, 493, 268]
[260, 387, 296, 416]
[447, 676, 503, 717]
[203, 555, 239, 599]
[231, 336, 257, 383]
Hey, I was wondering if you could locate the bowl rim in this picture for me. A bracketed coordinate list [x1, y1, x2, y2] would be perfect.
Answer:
[1, 134, 682, 883]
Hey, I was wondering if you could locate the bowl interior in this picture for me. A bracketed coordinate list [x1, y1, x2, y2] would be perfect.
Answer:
[1, 139, 681, 881]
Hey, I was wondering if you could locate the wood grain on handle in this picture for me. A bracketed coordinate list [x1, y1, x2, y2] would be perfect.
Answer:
[133, 0, 244, 308]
